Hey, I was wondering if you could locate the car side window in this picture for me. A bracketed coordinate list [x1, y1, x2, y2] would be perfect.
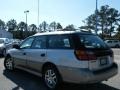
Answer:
[20, 37, 34, 49]
[48, 35, 71, 49]
[108, 41, 112, 43]
[114, 40, 118, 43]
[31, 36, 46, 49]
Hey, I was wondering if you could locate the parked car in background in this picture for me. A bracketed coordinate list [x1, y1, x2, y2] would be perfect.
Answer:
[105, 39, 120, 48]
[0, 38, 12, 56]
[11, 39, 21, 45]
[4, 31, 118, 90]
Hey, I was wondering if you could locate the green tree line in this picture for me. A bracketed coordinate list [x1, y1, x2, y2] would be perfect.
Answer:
[0, 5, 120, 40]
[0, 18, 76, 39]
[80, 5, 120, 39]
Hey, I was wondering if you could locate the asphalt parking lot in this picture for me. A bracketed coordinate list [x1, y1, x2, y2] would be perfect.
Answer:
[0, 49, 119, 90]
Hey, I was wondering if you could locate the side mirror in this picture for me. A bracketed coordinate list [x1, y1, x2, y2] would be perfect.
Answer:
[13, 44, 20, 49]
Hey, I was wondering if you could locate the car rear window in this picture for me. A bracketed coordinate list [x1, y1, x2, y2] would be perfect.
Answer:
[79, 35, 108, 49]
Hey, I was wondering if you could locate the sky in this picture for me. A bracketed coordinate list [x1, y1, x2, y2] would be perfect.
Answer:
[0, 0, 120, 28]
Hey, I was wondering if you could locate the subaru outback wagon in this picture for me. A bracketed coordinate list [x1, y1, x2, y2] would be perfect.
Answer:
[4, 31, 118, 90]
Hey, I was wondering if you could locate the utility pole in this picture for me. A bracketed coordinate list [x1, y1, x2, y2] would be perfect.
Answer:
[38, 0, 40, 32]
[24, 10, 29, 31]
[24, 10, 29, 38]
[95, 0, 98, 35]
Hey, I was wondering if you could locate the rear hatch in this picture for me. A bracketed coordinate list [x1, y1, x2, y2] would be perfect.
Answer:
[88, 48, 113, 71]
[73, 34, 113, 71]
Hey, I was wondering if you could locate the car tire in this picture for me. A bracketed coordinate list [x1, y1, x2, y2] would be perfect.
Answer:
[4, 56, 14, 71]
[42, 65, 62, 90]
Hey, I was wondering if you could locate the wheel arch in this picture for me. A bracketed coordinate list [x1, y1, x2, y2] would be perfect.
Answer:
[42, 62, 63, 80]
[5, 54, 11, 58]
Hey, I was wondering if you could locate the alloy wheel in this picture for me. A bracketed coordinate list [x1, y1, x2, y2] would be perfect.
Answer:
[44, 69, 57, 89]
[5, 58, 13, 70]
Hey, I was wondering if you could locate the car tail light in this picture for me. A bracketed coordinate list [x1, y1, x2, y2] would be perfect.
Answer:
[74, 50, 97, 61]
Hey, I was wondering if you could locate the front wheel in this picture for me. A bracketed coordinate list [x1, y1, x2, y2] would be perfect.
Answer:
[4, 57, 14, 71]
[42, 65, 62, 90]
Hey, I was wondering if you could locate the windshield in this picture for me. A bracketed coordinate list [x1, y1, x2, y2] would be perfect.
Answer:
[79, 35, 108, 49]
[0, 39, 4, 44]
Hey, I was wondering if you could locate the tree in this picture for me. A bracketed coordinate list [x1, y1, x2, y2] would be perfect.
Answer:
[98, 5, 120, 36]
[64, 24, 76, 31]
[82, 14, 96, 32]
[6, 19, 17, 32]
[107, 8, 120, 36]
[41, 21, 48, 32]
[115, 25, 120, 39]
[82, 5, 120, 37]
[28, 24, 37, 35]
[98, 5, 109, 36]
[18, 22, 26, 31]
[29, 24, 37, 32]
[0, 19, 6, 30]
[39, 24, 42, 32]
[49, 21, 57, 31]
[56, 23, 63, 29]
[17, 22, 27, 39]
[26, 24, 37, 36]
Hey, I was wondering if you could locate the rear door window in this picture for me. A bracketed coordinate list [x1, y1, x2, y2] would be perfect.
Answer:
[114, 40, 119, 43]
[48, 35, 71, 49]
[107, 41, 112, 43]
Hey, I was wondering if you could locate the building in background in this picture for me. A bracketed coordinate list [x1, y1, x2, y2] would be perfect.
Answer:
[0, 29, 13, 39]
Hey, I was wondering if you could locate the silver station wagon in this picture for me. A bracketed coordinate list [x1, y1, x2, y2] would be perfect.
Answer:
[4, 31, 118, 90]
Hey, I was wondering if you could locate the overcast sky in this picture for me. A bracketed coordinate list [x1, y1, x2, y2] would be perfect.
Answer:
[0, 0, 119, 27]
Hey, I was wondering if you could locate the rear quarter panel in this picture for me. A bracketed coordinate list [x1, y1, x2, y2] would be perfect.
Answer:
[46, 49, 89, 68]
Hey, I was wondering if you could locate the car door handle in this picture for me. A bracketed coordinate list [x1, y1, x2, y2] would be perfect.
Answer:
[23, 53, 26, 55]
[41, 53, 45, 57]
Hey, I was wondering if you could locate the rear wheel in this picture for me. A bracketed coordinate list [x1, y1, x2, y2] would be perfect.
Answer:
[42, 65, 62, 90]
[4, 56, 14, 71]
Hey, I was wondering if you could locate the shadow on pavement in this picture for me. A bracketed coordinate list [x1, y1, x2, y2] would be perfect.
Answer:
[3, 69, 47, 90]
[58, 83, 119, 90]
[0, 55, 4, 58]
[3, 69, 119, 90]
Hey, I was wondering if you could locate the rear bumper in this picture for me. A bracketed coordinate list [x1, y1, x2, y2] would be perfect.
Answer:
[58, 63, 118, 84]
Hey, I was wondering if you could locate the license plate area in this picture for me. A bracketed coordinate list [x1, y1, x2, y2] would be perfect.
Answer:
[100, 57, 108, 66]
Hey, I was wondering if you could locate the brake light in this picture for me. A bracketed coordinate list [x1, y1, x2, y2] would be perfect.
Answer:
[74, 50, 97, 61]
